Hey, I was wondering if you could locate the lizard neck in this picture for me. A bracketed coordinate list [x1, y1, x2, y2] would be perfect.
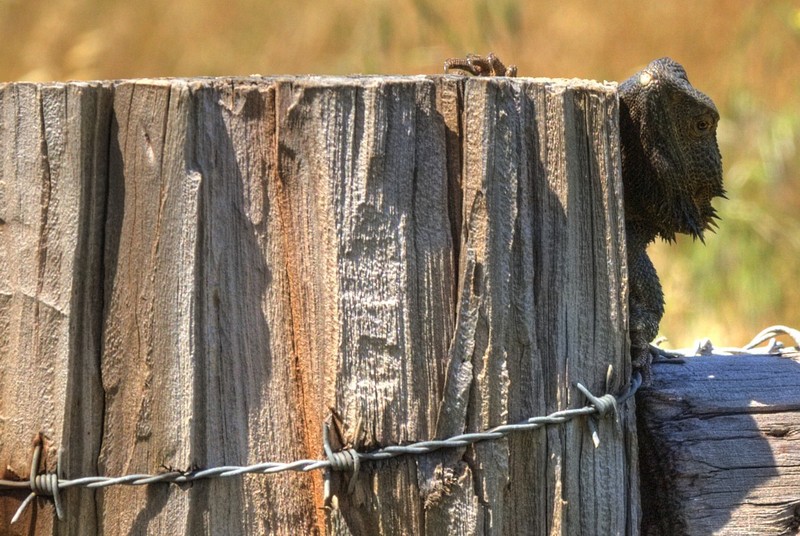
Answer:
[625, 220, 659, 257]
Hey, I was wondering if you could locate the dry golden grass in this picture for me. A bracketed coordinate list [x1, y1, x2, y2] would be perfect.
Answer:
[1, 0, 799, 346]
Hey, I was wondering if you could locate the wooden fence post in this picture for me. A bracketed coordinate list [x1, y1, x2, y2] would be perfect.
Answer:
[0, 76, 637, 535]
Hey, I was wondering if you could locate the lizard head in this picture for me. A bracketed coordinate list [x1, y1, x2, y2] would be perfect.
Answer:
[619, 57, 725, 242]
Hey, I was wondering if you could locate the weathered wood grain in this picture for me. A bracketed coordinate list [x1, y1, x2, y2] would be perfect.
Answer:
[0, 82, 111, 535]
[99, 78, 316, 535]
[0, 76, 636, 535]
[417, 77, 635, 535]
[274, 76, 458, 535]
[637, 353, 800, 535]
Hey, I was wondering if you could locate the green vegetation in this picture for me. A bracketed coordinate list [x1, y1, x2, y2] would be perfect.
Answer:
[1, 0, 798, 346]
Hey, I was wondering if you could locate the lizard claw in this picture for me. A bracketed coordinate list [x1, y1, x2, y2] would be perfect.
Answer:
[649, 342, 685, 361]
[444, 53, 517, 77]
[631, 346, 655, 387]
[633, 343, 685, 388]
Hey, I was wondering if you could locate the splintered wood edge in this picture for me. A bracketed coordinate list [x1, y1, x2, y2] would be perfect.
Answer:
[0, 75, 619, 93]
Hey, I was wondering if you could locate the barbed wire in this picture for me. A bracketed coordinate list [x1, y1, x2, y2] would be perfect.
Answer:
[0, 370, 642, 525]
[655, 325, 800, 358]
[5, 324, 797, 526]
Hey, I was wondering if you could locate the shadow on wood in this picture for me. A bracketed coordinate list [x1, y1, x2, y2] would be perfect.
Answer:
[0, 76, 636, 535]
[637, 353, 800, 535]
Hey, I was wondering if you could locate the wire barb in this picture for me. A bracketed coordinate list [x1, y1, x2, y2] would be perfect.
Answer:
[322, 422, 361, 495]
[576, 382, 618, 418]
[9, 438, 64, 524]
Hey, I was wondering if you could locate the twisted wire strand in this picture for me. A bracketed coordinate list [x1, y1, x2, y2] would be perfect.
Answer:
[1, 371, 643, 524]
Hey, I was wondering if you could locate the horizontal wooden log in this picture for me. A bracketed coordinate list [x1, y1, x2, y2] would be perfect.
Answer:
[637, 353, 800, 535]
[0, 75, 635, 535]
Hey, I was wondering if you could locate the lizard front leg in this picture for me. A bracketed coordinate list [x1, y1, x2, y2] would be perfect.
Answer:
[628, 244, 665, 386]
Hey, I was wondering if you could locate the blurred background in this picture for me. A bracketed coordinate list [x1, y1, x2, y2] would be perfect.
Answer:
[1, 0, 798, 348]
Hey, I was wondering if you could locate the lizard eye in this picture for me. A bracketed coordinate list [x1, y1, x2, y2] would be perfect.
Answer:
[693, 115, 715, 136]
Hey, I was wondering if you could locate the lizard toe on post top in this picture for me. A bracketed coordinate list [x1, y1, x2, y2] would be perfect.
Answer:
[444, 53, 517, 77]
[619, 58, 724, 385]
